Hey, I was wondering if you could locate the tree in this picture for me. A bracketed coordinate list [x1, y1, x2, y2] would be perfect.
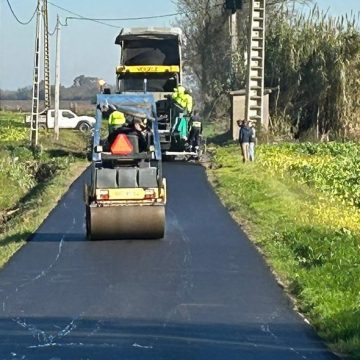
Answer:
[174, 0, 311, 123]
[0, 75, 103, 102]
[175, 0, 232, 120]
[72, 75, 98, 88]
[265, 8, 360, 138]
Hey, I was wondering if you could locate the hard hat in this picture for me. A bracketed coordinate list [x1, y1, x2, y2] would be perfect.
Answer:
[177, 86, 185, 94]
[111, 111, 126, 125]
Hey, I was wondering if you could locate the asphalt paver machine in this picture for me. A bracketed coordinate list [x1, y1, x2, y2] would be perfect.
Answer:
[85, 93, 166, 240]
[115, 27, 204, 160]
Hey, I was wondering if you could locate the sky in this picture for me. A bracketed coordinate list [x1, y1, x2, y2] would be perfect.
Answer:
[0, 0, 360, 90]
[0, 0, 178, 90]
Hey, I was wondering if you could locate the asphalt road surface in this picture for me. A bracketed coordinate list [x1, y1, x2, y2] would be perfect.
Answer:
[0, 163, 338, 360]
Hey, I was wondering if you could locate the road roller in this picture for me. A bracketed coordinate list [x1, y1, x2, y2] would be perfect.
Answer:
[85, 93, 166, 240]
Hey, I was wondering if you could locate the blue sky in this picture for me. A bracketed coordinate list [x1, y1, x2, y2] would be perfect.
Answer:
[0, 0, 359, 90]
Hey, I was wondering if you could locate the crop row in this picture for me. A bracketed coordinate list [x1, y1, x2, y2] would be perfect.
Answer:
[0, 113, 28, 144]
[257, 142, 360, 207]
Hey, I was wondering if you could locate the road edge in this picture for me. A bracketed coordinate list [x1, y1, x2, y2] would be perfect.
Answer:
[0, 161, 88, 269]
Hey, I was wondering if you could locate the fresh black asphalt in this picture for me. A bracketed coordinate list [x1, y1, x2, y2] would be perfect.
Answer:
[0, 163, 338, 360]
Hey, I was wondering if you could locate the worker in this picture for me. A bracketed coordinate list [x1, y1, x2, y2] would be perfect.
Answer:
[107, 116, 149, 153]
[133, 117, 150, 152]
[171, 84, 187, 111]
[108, 110, 126, 134]
[188, 110, 202, 151]
[172, 112, 188, 141]
[184, 89, 193, 115]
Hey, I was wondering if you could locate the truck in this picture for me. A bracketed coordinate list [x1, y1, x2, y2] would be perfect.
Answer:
[25, 109, 96, 133]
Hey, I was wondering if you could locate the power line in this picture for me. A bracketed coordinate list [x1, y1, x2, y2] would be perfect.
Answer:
[5, 0, 38, 25]
[48, 23, 57, 36]
[47, 1, 225, 32]
[48, 1, 185, 28]
[47, 1, 121, 28]
[66, 12, 184, 22]
[48, 16, 59, 35]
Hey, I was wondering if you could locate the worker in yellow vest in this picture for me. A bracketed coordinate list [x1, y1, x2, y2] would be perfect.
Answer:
[171, 85, 187, 110]
[184, 89, 193, 114]
[108, 110, 126, 134]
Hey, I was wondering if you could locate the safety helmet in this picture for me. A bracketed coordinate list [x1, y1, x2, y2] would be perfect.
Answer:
[177, 85, 185, 94]
[110, 111, 126, 125]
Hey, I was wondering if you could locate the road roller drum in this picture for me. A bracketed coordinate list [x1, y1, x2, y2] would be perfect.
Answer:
[86, 205, 165, 240]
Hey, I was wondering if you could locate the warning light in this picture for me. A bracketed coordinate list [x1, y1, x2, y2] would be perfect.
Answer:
[111, 134, 134, 155]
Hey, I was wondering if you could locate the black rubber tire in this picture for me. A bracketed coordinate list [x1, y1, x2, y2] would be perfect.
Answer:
[77, 121, 91, 133]
[85, 204, 93, 240]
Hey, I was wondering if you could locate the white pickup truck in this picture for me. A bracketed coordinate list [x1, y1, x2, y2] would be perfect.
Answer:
[25, 109, 96, 133]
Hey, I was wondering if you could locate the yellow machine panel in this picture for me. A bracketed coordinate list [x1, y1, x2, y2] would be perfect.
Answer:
[116, 65, 180, 75]
[96, 187, 165, 201]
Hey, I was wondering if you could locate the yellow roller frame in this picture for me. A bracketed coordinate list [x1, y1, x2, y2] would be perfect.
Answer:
[96, 187, 166, 201]
[116, 65, 180, 75]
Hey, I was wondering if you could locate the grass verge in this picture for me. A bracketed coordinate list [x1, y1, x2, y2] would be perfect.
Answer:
[0, 161, 87, 268]
[0, 111, 89, 268]
[208, 143, 360, 359]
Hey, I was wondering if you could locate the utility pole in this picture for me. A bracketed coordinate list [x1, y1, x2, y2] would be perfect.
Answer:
[43, 0, 51, 110]
[54, 15, 61, 140]
[30, 0, 42, 148]
[245, 0, 266, 126]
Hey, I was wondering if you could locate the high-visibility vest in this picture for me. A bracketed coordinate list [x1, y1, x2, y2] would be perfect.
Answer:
[172, 86, 187, 109]
[185, 94, 193, 113]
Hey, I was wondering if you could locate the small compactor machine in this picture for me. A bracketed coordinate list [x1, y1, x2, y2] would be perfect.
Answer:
[85, 93, 166, 240]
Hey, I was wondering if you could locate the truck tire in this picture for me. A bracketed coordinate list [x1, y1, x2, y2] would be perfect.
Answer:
[77, 121, 91, 133]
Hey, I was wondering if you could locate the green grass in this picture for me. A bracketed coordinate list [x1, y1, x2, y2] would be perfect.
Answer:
[0, 111, 89, 267]
[209, 143, 360, 359]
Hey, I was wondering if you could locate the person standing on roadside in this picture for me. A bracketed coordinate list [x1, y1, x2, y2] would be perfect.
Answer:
[249, 120, 256, 161]
[237, 119, 253, 162]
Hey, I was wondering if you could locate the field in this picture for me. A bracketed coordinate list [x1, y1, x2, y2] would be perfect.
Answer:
[0, 111, 88, 268]
[0, 100, 94, 113]
[209, 142, 360, 359]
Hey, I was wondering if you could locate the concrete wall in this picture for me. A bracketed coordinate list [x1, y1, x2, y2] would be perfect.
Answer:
[231, 95, 246, 141]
